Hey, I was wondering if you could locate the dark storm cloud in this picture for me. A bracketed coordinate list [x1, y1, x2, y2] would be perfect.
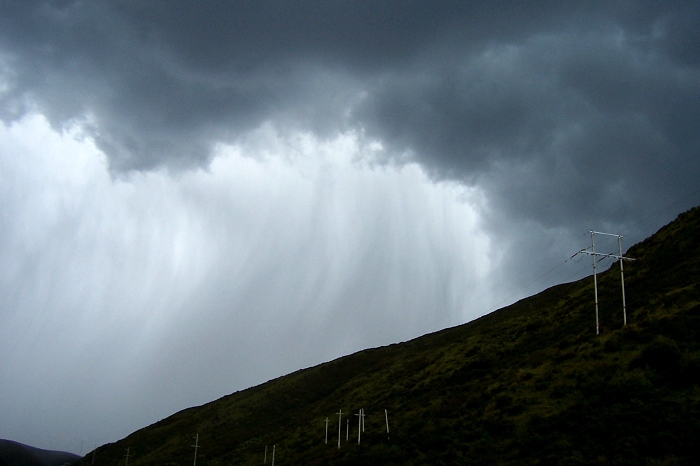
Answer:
[359, 22, 700, 227]
[1, 1, 698, 222]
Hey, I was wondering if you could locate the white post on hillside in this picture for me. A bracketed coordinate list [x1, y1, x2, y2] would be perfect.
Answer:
[354, 410, 362, 444]
[324, 417, 329, 444]
[271, 445, 275, 466]
[337, 410, 343, 449]
[385, 409, 390, 436]
[573, 231, 635, 334]
[619, 235, 628, 326]
[592, 231, 600, 334]
[191, 433, 199, 466]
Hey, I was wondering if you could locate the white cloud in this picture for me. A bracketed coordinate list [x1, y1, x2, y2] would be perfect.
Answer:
[0, 115, 493, 452]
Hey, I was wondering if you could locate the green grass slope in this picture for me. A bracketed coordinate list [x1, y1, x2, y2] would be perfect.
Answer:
[80, 206, 700, 465]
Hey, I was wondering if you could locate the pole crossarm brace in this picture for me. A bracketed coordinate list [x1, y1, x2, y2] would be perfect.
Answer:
[571, 231, 635, 334]
[576, 249, 636, 261]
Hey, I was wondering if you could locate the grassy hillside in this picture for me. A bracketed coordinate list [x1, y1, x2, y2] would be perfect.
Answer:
[0, 440, 81, 466]
[79, 206, 700, 465]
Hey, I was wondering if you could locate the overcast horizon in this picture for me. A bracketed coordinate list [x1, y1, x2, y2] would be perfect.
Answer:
[1, 1, 699, 455]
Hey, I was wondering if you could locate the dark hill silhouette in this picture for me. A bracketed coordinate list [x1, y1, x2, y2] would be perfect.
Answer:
[77, 206, 700, 465]
[0, 440, 80, 466]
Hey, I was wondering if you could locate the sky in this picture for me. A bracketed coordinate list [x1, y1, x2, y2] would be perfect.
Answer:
[0, 0, 699, 455]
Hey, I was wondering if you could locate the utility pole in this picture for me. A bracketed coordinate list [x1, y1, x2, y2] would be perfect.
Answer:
[346, 419, 349, 442]
[574, 231, 635, 334]
[337, 410, 343, 449]
[264, 445, 267, 464]
[191, 434, 199, 466]
[324, 418, 329, 444]
[124, 448, 129, 466]
[385, 409, 390, 437]
[618, 234, 628, 326]
[271, 445, 275, 466]
[592, 231, 599, 334]
[354, 410, 362, 444]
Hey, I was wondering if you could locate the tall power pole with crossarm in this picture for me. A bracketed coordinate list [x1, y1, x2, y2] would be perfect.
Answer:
[573, 231, 635, 334]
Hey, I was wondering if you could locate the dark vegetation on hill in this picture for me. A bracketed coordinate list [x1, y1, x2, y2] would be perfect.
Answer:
[0, 440, 80, 466]
[78, 207, 700, 465]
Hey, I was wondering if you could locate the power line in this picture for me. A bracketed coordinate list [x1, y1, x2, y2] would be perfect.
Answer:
[479, 259, 569, 316]
[620, 187, 700, 237]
